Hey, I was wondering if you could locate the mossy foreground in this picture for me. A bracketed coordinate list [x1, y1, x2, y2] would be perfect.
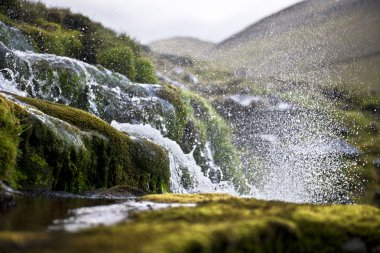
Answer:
[1, 194, 379, 253]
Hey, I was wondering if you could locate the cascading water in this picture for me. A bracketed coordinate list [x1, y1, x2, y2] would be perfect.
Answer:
[111, 122, 237, 194]
[0, 21, 361, 203]
[0, 23, 240, 195]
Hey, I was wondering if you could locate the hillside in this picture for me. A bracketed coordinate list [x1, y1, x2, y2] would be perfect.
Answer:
[210, 0, 380, 94]
[149, 36, 214, 59]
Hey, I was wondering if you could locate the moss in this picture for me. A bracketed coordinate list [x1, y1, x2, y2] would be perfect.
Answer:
[97, 46, 136, 81]
[1, 194, 380, 253]
[157, 85, 248, 193]
[362, 96, 380, 114]
[1, 93, 170, 193]
[157, 84, 188, 143]
[18, 19, 82, 58]
[183, 91, 249, 194]
[142, 193, 235, 203]
[0, 95, 21, 187]
[0, 0, 159, 85]
[134, 57, 158, 84]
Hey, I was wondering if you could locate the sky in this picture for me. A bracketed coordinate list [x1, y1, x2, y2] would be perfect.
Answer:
[34, 0, 301, 44]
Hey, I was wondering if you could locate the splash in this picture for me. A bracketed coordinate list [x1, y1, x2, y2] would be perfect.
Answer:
[217, 94, 359, 203]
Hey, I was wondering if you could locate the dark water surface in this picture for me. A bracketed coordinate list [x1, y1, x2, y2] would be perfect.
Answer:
[0, 195, 116, 231]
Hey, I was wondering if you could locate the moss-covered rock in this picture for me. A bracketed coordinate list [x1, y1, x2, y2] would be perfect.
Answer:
[0, 96, 21, 187]
[0, 93, 170, 193]
[0, 0, 158, 83]
[96, 46, 136, 81]
[157, 85, 249, 193]
[134, 57, 158, 84]
[1, 194, 380, 253]
[19, 19, 83, 58]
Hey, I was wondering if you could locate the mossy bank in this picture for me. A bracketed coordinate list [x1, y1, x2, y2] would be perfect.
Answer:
[0, 93, 170, 193]
[1, 193, 379, 253]
[0, 0, 157, 83]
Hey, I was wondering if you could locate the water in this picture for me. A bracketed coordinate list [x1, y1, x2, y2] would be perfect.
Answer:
[0, 194, 194, 232]
[111, 121, 237, 195]
[215, 94, 359, 203]
[0, 20, 361, 205]
[0, 195, 114, 231]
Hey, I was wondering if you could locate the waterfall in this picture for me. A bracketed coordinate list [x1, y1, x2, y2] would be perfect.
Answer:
[111, 121, 237, 195]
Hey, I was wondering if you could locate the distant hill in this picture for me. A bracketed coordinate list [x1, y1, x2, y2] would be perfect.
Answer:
[149, 37, 214, 59]
[150, 0, 380, 95]
[210, 0, 380, 92]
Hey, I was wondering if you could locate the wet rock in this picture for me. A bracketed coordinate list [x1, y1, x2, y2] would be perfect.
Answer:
[0, 21, 35, 51]
[342, 238, 367, 253]
[334, 126, 350, 137]
[158, 53, 193, 66]
[180, 121, 199, 154]
[373, 191, 380, 207]
[0, 181, 16, 209]
[329, 139, 361, 158]
[373, 159, 380, 169]
[0, 191, 15, 209]
[183, 73, 199, 84]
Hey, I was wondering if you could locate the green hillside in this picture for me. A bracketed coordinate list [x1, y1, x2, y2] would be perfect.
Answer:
[0, 0, 157, 83]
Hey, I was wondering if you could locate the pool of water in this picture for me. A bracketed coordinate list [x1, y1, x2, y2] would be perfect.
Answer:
[0, 195, 116, 231]
[0, 194, 195, 232]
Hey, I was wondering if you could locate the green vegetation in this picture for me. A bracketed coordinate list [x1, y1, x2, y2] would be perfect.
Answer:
[0, 96, 21, 187]
[0, 0, 157, 83]
[0, 94, 170, 192]
[135, 57, 158, 84]
[183, 91, 248, 193]
[1, 193, 380, 253]
[97, 46, 136, 80]
[158, 84, 248, 193]
[19, 18, 82, 57]
[337, 94, 380, 202]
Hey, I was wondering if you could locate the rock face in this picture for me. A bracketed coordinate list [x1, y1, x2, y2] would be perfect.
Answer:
[0, 181, 15, 209]
[0, 42, 175, 134]
[0, 21, 34, 51]
[2, 93, 171, 193]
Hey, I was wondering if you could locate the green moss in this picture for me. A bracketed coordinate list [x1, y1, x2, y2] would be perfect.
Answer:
[1, 93, 170, 193]
[0, 0, 158, 83]
[1, 194, 380, 253]
[0, 95, 21, 187]
[142, 193, 235, 203]
[183, 91, 249, 194]
[134, 57, 158, 84]
[362, 96, 380, 113]
[339, 108, 380, 202]
[97, 46, 136, 81]
[18, 19, 82, 58]
[157, 84, 188, 143]
[157, 85, 248, 194]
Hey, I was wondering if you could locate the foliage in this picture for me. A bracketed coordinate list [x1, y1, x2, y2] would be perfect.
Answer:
[135, 57, 158, 84]
[97, 46, 136, 80]
[0, 0, 157, 83]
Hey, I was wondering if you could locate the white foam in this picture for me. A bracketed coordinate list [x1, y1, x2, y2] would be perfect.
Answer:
[111, 121, 237, 195]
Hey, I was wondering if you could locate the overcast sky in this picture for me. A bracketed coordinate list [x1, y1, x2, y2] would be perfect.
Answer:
[35, 0, 301, 44]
